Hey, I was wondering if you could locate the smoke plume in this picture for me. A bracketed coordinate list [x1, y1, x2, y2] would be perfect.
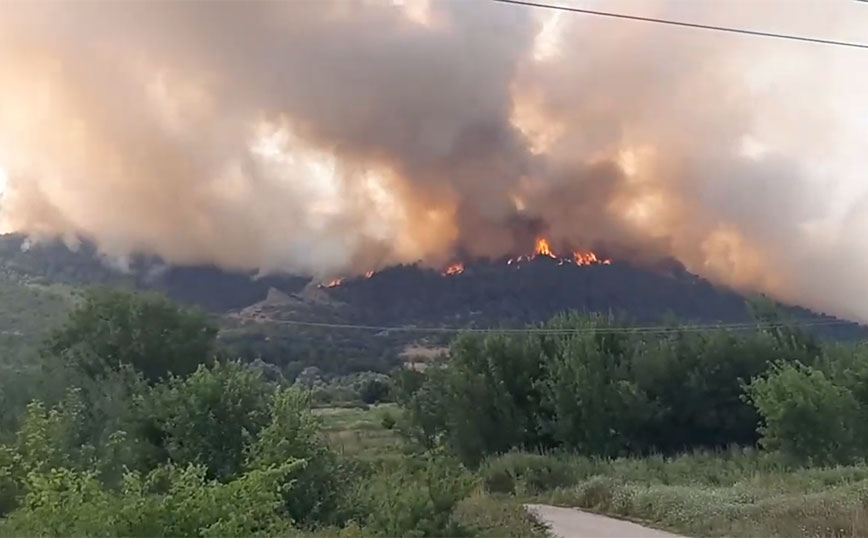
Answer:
[0, 0, 866, 319]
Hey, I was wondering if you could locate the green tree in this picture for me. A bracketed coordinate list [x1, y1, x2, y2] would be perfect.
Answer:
[45, 288, 217, 382]
[245, 388, 349, 526]
[747, 361, 863, 465]
[138, 361, 274, 481]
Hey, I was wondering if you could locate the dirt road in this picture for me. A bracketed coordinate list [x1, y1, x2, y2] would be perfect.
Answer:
[526, 504, 687, 538]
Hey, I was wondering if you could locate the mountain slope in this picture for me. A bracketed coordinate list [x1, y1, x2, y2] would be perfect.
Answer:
[2, 233, 865, 377]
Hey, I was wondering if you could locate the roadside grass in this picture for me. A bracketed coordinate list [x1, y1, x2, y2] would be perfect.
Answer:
[479, 449, 868, 537]
[454, 490, 550, 538]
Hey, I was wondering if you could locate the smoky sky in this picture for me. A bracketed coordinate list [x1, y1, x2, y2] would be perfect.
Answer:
[0, 0, 867, 320]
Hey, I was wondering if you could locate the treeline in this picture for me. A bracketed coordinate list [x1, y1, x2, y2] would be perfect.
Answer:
[395, 305, 868, 467]
[0, 290, 480, 537]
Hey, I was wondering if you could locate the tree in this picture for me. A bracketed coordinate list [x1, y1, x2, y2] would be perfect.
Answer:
[747, 361, 863, 465]
[45, 288, 217, 382]
[138, 361, 275, 481]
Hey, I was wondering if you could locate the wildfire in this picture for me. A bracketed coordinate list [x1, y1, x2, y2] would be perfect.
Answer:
[573, 251, 612, 266]
[320, 239, 609, 287]
[507, 237, 611, 267]
[534, 238, 557, 258]
[443, 262, 465, 276]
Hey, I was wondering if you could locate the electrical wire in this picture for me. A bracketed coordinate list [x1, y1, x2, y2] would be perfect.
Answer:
[491, 0, 868, 51]
[227, 314, 858, 335]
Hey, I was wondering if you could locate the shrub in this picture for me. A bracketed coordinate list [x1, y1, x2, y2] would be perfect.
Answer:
[480, 452, 576, 495]
[747, 361, 863, 466]
[359, 452, 475, 537]
[0, 463, 299, 537]
[381, 411, 397, 431]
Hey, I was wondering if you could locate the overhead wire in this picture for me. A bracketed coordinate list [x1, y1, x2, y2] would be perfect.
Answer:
[491, 0, 868, 50]
[228, 315, 859, 335]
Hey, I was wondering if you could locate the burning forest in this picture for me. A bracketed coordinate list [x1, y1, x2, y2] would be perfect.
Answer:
[320, 237, 609, 287]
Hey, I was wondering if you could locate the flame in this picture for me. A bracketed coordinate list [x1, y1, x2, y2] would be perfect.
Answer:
[320, 277, 344, 288]
[534, 238, 557, 258]
[443, 262, 464, 276]
[365, 270, 375, 278]
[573, 251, 612, 266]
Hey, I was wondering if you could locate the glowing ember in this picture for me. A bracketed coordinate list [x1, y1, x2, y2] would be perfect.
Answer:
[365, 270, 375, 278]
[443, 262, 465, 276]
[534, 238, 557, 258]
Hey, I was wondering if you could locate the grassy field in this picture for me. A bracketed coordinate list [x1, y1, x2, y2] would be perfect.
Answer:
[314, 405, 405, 463]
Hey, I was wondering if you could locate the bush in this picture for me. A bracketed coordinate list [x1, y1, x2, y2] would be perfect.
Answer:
[747, 361, 863, 465]
[381, 411, 397, 431]
[358, 452, 475, 537]
[0, 463, 299, 537]
[480, 452, 576, 495]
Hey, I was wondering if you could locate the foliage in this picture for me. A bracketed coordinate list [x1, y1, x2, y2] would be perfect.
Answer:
[400, 312, 818, 464]
[511, 450, 868, 538]
[140, 361, 275, 481]
[747, 361, 863, 465]
[0, 463, 299, 537]
[246, 388, 349, 526]
[306, 372, 394, 407]
[358, 451, 475, 537]
[45, 288, 217, 382]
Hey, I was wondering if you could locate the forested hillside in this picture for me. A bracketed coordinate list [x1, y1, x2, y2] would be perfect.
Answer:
[2, 233, 866, 381]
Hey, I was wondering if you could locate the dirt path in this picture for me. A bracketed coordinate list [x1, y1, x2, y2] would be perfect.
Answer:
[526, 504, 687, 538]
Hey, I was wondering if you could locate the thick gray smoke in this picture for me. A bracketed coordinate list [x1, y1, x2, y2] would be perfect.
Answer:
[0, 0, 866, 319]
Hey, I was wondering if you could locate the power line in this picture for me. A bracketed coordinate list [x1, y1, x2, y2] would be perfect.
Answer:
[226, 315, 858, 335]
[491, 0, 868, 51]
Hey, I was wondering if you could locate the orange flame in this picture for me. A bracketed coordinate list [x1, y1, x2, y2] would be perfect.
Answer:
[573, 251, 612, 266]
[365, 270, 375, 278]
[534, 237, 557, 258]
[323, 278, 344, 288]
[443, 262, 465, 276]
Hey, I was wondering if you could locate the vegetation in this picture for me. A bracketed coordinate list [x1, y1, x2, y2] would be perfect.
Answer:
[4, 280, 868, 537]
[45, 288, 217, 382]
[0, 289, 541, 537]
[481, 450, 868, 538]
[390, 310, 868, 537]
